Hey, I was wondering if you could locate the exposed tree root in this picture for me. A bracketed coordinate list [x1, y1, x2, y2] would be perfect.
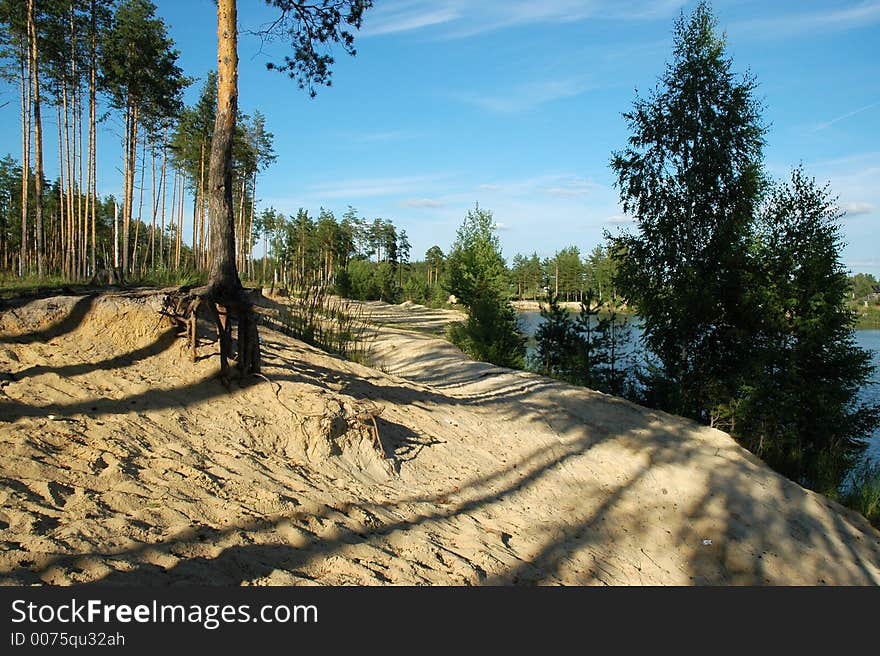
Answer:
[163, 285, 261, 386]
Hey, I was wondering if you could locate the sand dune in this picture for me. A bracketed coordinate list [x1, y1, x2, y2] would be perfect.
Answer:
[1, 291, 878, 585]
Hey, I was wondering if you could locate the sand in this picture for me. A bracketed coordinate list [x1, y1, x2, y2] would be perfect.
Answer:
[0, 290, 878, 585]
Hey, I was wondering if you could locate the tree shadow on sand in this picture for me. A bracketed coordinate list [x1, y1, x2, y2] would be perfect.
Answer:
[2, 292, 879, 586]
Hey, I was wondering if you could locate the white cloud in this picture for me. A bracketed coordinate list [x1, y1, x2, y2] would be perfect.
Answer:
[456, 78, 590, 113]
[493, 222, 510, 231]
[306, 175, 442, 199]
[360, 5, 460, 37]
[731, 1, 880, 39]
[544, 177, 599, 197]
[477, 173, 604, 198]
[814, 100, 880, 131]
[604, 213, 634, 224]
[361, 1, 687, 40]
[842, 201, 875, 217]
[401, 198, 444, 208]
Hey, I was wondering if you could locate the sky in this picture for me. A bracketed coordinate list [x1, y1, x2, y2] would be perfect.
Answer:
[1, 0, 878, 274]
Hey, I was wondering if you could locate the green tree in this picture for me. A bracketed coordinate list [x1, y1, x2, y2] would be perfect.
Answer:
[733, 167, 880, 493]
[531, 293, 580, 381]
[445, 204, 524, 368]
[101, 0, 184, 277]
[425, 245, 444, 287]
[610, 1, 765, 422]
[850, 273, 878, 301]
[445, 203, 506, 307]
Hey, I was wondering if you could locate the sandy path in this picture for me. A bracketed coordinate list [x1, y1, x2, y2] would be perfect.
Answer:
[1, 293, 879, 585]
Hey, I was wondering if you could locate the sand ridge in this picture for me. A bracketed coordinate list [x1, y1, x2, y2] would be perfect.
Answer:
[1, 291, 879, 585]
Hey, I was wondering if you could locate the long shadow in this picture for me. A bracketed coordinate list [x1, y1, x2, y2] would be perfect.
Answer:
[2, 419, 619, 585]
[1, 294, 97, 344]
[8, 326, 180, 381]
[5, 391, 880, 585]
[4, 297, 879, 585]
[0, 369, 238, 422]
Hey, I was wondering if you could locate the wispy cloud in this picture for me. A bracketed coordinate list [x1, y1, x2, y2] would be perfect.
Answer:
[360, 4, 460, 37]
[814, 100, 880, 131]
[306, 175, 442, 200]
[353, 130, 415, 144]
[604, 213, 634, 224]
[400, 198, 444, 208]
[361, 1, 687, 39]
[457, 78, 590, 114]
[731, 1, 880, 39]
[842, 201, 875, 217]
[477, 173, 604, 197]
[544, 177, 599, 197]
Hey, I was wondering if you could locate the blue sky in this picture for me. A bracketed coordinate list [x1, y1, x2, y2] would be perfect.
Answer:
[1, 0, 878, 273]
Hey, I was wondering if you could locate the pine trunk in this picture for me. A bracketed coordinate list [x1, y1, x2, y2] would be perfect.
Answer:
[27, 0, 44, 277]
[207, 0, 239, 297]
[158, 127, 168, 267]
[19, 32, 30, 276]
[206, 0, 260, 378]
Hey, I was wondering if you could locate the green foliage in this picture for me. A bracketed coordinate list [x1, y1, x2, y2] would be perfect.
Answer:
[402, 271, 430, 304]
[530, 293, 634, 395]
[608, 2, 879, 496]
[133, 267, 204, 289]
[262, 1, 373, 97]
[444, 204, 524, 368]
[101, 0, 185, 125]
[842, 460, 880, 528]
[346, 258, 378, 300]
[610, 0, 766, 422]
[445, 204, 507, 307]
[850, 273, 879, 301]
[729, 167, 880, 492]
[375, 261, 399, 303]
[530, 294, 580, 381]
[448, 284, 525, 370]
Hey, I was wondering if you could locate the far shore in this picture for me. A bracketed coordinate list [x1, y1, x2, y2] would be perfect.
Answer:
[511, 299, 582, 311]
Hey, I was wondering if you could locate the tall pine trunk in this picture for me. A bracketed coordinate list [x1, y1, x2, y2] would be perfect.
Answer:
[88, 0, 97, 276]
[207, 0, 239, 296]
[19, 31, 30, 276]
[27, 0, 44, 277]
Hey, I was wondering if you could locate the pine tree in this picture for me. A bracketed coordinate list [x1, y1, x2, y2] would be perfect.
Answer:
[445, 204, 524, 369]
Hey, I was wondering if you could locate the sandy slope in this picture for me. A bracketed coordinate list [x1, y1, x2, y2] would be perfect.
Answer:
[1, 291, 879, 585]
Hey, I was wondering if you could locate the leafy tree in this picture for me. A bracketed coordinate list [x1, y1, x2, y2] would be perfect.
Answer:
[610, 1, 766, 422]
[347, 258, 378, 300]
[396, 228, 410, 288]
[732, 167, 880, 493]
[531, 291, 634, 395]
[850, 273, 879, 302]
[584, 244, 617, 304]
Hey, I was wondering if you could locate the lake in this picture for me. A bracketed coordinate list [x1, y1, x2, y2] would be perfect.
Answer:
[518, 311, 880, 460]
